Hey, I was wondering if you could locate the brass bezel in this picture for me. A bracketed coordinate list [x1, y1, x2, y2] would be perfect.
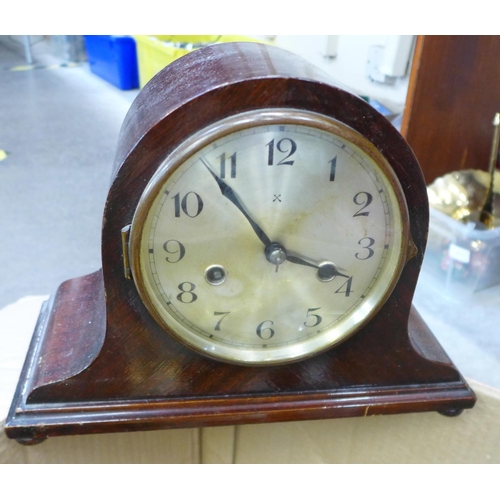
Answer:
[129, 109, 410, 365]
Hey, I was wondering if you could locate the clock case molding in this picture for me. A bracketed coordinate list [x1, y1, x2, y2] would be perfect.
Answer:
[6, 42, 475, 445]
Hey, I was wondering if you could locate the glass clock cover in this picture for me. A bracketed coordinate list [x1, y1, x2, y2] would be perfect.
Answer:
[130, 109, 408, 365]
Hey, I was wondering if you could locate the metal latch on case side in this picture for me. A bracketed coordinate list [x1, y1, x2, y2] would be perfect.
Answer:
[121, 224, 132, 280]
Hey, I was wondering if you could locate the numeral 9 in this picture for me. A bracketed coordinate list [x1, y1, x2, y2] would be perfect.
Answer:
[163, 240, 186, 263]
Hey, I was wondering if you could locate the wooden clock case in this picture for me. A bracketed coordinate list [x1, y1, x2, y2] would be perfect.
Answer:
[6, 42, 475, 445]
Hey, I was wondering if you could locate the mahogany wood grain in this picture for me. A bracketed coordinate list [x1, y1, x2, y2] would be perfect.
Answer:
[5, 42, 475, 444]
[402, 35, 500, 183]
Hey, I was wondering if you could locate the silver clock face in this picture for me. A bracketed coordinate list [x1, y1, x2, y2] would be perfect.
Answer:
[130, 110, 409, 365]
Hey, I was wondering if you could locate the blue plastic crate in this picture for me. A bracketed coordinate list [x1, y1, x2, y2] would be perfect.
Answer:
[84, 35, 139, 90]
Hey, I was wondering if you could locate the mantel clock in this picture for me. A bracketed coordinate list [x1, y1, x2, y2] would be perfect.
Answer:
[6, 42, 475, 444]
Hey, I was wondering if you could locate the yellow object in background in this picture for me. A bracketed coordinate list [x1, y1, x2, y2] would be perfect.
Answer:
[133, 35, 264, 88]
[0, 150, 8, 161]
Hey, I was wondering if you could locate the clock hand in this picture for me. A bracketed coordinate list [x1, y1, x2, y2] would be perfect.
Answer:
[286, 255, 318, 269]
[286, 255, 350, 280]
[201, 157, 348, 280]
[201, 157, 272, 247]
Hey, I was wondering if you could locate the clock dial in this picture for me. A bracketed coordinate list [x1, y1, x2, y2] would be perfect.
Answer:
[130, 109, 409, 364]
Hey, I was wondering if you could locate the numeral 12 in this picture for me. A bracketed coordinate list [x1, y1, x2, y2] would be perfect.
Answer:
[266, 138, 297, 166]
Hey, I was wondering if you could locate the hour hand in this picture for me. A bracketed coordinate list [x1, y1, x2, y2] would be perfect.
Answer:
[201, 157, 272, 247]
[286, 255, 350, 281]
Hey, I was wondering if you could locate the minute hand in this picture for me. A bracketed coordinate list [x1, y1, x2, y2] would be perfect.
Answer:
[201, 158, 272, 247]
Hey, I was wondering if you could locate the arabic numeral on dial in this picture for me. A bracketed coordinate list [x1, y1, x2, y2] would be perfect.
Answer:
[173, 192, 204, 218]
[353, 191, 373, 217]
[163, 239, 185, 263]
[176, 282, 197, 303]
[356, 237, 375, 260]
[256, 320, 275, 340]
[218, 152, 237, 179]
[335, 277, 354, 297]
[329, 156, 337, 182]
[266, 138, 297, 166]
[213, 311, 230, 331]
[304, 308, 322, 327]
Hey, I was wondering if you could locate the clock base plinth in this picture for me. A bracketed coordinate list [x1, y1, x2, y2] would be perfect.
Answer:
[5, 273, 476, 445]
